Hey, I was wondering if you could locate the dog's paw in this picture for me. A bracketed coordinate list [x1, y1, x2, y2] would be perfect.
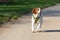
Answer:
[36, 29, 41, 32]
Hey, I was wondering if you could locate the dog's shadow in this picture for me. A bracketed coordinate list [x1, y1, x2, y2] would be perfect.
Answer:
[40, 30, 60, 32]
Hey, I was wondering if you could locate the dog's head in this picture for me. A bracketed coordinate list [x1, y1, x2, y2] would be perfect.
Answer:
[32, 8, 41, 14]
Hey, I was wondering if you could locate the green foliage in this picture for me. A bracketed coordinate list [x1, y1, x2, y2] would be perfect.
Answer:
[0, 13, 19, 24]
[0, 0, 60, 24]
[11, 15, 18, 20]
[7, 0, 60, 5]
[0, 13, 9, 24]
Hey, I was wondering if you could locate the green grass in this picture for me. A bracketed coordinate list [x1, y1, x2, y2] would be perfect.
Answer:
[0, 0, 60, 25]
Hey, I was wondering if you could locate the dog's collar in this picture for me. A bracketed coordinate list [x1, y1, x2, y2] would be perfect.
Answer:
[33, 14, 39, 23]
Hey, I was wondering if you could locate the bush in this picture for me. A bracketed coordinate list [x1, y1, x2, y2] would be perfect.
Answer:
[0, 13, 19, 24]
[11, 15, 18, 20]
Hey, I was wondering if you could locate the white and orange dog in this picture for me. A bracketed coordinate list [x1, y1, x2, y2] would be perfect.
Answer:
[32, 8, 43, 33]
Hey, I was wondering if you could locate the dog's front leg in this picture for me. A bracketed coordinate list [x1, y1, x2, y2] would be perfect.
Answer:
[32, 16, 35, 32]
[37, 16, 43, 32]
[32, 22, 34, 32]
[36, 23, 40, 32]
[36, 16, 43, 32]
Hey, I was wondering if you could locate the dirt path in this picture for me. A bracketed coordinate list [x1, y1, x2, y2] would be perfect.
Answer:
[0, 4, 60, 40]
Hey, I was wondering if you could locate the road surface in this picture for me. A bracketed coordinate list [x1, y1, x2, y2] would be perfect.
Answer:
[0, 4, 60, 40]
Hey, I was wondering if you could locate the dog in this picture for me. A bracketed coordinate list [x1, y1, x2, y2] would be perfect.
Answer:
[32, 8, 43, 33]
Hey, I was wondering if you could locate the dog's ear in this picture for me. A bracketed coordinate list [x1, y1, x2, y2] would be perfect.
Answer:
[37, 8, 41, 13]
[32, 8, 37, 14]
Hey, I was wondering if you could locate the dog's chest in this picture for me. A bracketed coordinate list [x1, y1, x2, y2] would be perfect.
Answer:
[33, 14, 39, 18]
[33, 13, 40, 23]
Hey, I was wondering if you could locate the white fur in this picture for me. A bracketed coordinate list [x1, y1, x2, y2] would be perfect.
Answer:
[37, 8, 41, 14]
[32, 8, 42, 32]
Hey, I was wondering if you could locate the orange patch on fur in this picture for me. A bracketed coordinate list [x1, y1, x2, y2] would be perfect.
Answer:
[32, 8, 40, 14]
